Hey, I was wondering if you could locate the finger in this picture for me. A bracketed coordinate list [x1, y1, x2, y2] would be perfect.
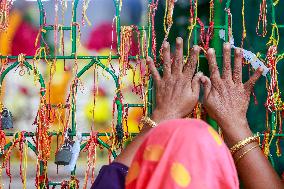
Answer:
[244, 67, 263, 93]
[207, 48, 222, 85]
[183, 45, 200, 79]
[200, 76, 211, 99]
[147, 56, 161, 82]
[222, 42, 232, 80]
[172, 37, 184, 74]
[233, 48, 243, 84]
[162, 42, 171, 78]
[191, 71, 203, 94]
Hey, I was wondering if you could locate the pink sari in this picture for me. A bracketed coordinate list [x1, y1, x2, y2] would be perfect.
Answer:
[126, 119, 239, 189]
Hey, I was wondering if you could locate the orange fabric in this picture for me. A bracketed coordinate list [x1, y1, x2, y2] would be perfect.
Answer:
[126, 119, 239, 189]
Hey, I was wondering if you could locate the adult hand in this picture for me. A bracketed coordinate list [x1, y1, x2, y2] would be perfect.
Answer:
[202, 43, 263, 146]
[114, 37, 202, 166]
[147, 37, 203, 124]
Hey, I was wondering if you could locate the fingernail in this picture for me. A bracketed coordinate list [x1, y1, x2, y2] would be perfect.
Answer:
[176, 37, 183, 43]
[207, 48, 215, 55]
[224, 42, 231, 49]
[235, 48, 241, 54]
[193, 45, 200, 52]
[163, 42, 169, 48]
[196, 71, 204, 77]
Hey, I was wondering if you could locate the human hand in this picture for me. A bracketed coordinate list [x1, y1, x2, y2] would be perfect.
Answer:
[147, 37, 203, 124]
[202, 43, 263, 145]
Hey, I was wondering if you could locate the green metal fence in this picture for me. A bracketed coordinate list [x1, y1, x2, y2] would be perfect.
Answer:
[0, 0, 282, 188]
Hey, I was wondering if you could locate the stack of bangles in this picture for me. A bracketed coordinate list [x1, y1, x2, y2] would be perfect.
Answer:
[140, 116, 260, 165]
[230, 135, 260, 164]
[140, 116, 157, 129]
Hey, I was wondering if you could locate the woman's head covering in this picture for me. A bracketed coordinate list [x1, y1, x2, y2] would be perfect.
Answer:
[126, 119, 239, 189]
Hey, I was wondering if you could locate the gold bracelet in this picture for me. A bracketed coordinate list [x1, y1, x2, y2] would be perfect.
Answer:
[230, 135, 259, 155]
[140, 116, 157, 128]
[234, 144, 259, 164]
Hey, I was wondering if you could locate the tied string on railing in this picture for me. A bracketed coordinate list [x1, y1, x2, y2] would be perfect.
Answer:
[130, 26, 148, 103]
[258, 24, 276, 157]
[59, 176, 79, 189]
[148, 0, 159, 65]
[1, 131, 28, 189]
[256, 0, 267, 37]
[82, 0, 91, 27]
[55, 76, 81, 149]
[112, 94, 125, 147]
[265, 45, 280, 111]
[54, 0, 59, 76]
[163, 0, 175, 44]
[32, 47, 49, 87]
[185, 0, 198, 63]
[34, 91, 52, 188]
[15, 54, 27, 76]
[196, 18, 214, 54]
[262, 130, 270, 157]
[83, 132, 98, 189]
[71, 22, 82, 49]
[119, 26, 133, 77]
[0, 55, 9, 75]
[0, 130, 5, 153]
[0, 0, 13, 31]
[276, 110, 282, 156]
[241, 0, 246, 47]
[265, 25, 283, 157]
[35, 27, 50, 52]
[262, 107, 276, 158]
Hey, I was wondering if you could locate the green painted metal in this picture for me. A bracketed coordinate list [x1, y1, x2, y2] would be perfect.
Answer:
[206, 0, 225, 131]
[1, 0, 279, 187]
[0, 61, 45, 95]
[0, 0, 153, 187]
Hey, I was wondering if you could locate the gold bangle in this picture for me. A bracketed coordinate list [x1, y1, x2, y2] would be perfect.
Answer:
[230, 135, 259, 155]
[234, 144, 259, 164]
[140, 116, 157, 128]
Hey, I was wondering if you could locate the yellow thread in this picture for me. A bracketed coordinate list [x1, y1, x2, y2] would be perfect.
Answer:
[267, 23, 279, 47]
[23, 141, 28, 189]
[242, 0, 246, 42]
[83, 0, 92, 26]
[186, 0, 198, 63]
[273, 0, 279, 5]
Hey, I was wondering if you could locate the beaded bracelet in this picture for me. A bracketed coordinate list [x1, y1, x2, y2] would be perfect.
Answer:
[230, 135, 259, 155]
[234, 144, 259, 164]
[140, 116, 157, 128]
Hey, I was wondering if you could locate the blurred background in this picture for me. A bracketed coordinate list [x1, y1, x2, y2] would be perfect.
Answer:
[1, 0, 284, 188]
[0, 0, 147, 188]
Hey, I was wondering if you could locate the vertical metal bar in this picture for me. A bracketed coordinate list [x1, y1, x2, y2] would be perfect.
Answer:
[193, 0, 198, 45]
[37, 0, 44, 26]
[225, 0, 231, 41]
[72, 0, 79, 55]
[37, 0, 46, 59]
[115, 0, 121, 52]
[207, 0, 224, 131]
[147, 0, 154, 116]
[270, 0, 277, 136]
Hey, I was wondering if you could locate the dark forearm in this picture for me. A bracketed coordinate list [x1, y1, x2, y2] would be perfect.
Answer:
[114, 126, 151, 167]
[114, 111, 169, 167]
[221, 121, 283, 189]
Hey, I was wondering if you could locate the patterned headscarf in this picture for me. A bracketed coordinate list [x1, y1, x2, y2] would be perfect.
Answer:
[126, 119, 239, 189]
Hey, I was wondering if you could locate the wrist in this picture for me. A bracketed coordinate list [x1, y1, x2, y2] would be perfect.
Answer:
[151, 109, 181, 124]
[219, 118, 253, 147]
